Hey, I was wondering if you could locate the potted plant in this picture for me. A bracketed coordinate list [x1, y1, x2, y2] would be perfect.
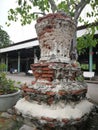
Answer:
[0, 72, 20, 111]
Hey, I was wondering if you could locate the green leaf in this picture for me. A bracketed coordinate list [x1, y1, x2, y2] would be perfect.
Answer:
[23, 0, 27, 6]
[86, 12, 91, 17]
[6, 0, 98, 28]
[10, 9, 15, 15]
[18, 0, 22, 5]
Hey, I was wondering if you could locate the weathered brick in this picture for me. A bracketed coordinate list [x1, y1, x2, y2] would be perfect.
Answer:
[62, 119, 69, 124]
[42, 67, 51, 71]
[42, 74, 54, 78]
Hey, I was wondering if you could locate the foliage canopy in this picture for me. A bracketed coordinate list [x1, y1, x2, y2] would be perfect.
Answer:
[7, 0, 98, 25]
[7, 0, 98, 54]
[0, 26, 12, 48]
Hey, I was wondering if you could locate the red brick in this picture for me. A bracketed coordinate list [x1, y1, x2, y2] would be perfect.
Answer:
[62, 119, 69, 124]
[42, 70, 54, 75]
[39, 77, 52, 82]
[75, 118, 81, 121]
[58, 90, 67, 96]
[71, 89, 87, 95]
[37, 13, 70, 23]
[47, 123, 55, 128]
[48, 97, 54, 105]
[42, 67, 50, 71]
[41, 117, 54, 122]
[46, 91, 55, 96]
[42, 74, 54, 78]
[22, 88, 35, 93]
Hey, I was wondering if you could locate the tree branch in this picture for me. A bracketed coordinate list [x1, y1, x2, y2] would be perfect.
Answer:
[74, 0, 90, 23]
[33, 12, 46, 15]
[48, 0, 58, 13]
[66, 0, 71, 10]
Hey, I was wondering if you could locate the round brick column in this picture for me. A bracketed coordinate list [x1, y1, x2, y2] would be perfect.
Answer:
[35, 13, 76, 63]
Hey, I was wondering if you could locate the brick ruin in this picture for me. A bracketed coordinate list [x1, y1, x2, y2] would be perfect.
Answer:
[14, 13, 94, 130]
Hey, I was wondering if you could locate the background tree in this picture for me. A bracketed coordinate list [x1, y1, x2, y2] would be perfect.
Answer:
[0, 26, 12, 48]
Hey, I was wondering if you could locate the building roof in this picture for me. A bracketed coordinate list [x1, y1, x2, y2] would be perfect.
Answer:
[77, 22, 98, 37]
[0, 38, 39, 53]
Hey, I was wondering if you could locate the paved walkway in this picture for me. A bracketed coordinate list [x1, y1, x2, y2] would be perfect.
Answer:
[6, 72, 34, 85]
[6, 72, 98, 104]
[87, 83, 98, 104]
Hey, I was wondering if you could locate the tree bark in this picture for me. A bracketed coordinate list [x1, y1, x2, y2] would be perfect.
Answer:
[72, 0, 90, 60]
[48, 0, 58, 13]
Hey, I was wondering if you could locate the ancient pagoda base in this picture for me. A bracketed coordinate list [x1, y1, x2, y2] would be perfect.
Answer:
[14, 13, 94, 130]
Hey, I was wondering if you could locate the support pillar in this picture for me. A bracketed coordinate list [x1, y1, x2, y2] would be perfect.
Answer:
[26, 58, 29, 73]
[6, 53, 8, 72]
[18, 51, 20, 72]
[34, 48, 38, 63]
[89, 46, 93, 72]
[1, 56, 4, 63]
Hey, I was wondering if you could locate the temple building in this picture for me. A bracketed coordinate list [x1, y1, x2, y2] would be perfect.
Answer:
[0, 38, 40, 73]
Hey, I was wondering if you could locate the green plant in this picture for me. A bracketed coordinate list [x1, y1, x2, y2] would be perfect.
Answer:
[0, 72, 19, 95]
[80, 63, 96, 70]
[0, 63, 7, 72]
[0, 26, 12, 48]
[77, 33, 98, 55]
